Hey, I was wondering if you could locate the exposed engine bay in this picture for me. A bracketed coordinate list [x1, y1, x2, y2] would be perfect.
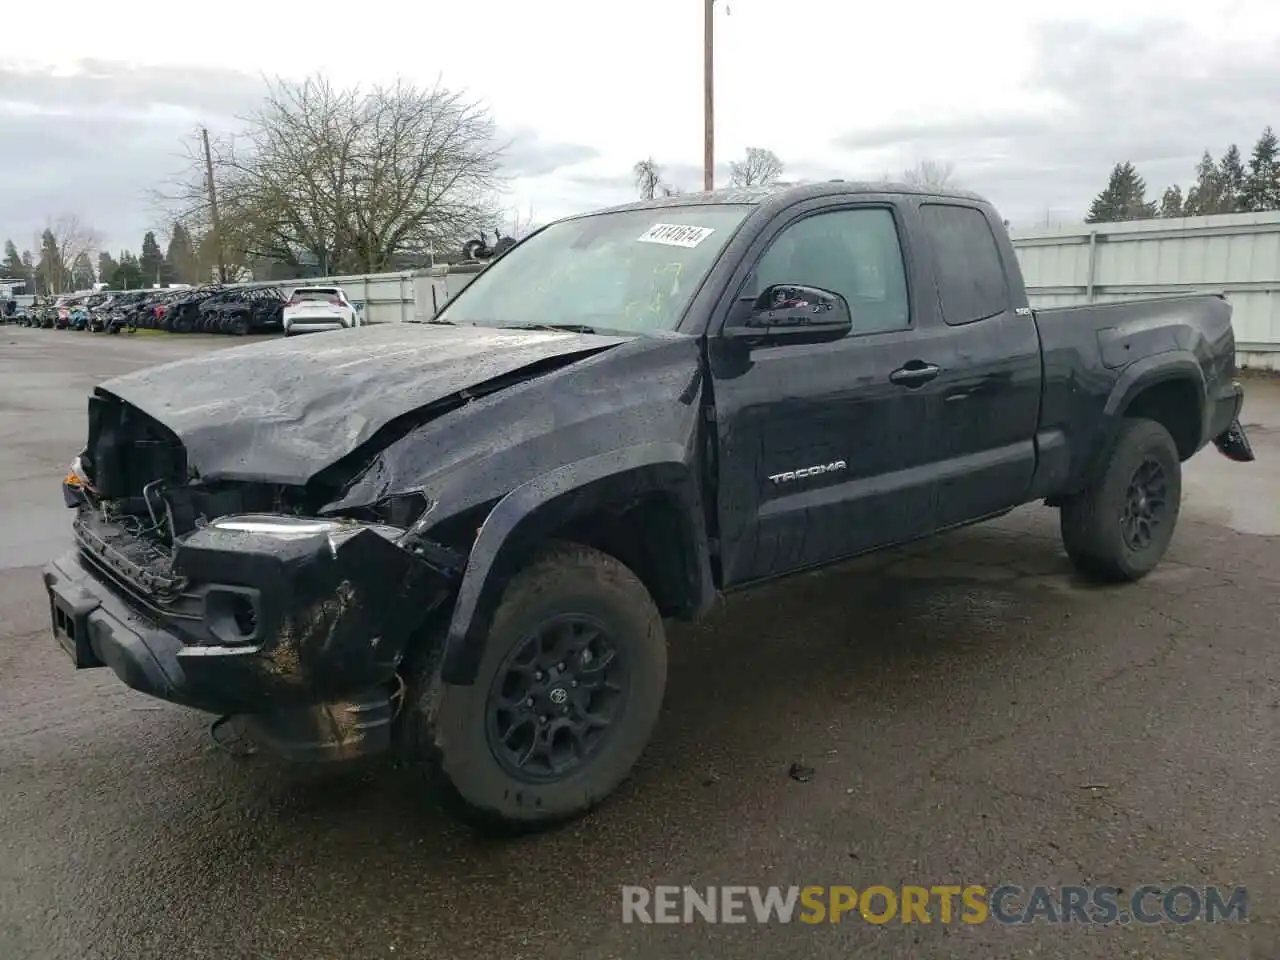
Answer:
[68, 392, 463, 577]
[57, 392, 462, 742]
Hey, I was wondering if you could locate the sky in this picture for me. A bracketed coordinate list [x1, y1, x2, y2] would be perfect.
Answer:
[3, 0, 1280, 258]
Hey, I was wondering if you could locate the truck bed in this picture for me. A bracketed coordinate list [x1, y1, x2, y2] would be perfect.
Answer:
[1032, 292, 1239, 495]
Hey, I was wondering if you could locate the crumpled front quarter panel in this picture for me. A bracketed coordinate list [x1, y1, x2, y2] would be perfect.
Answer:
[327, 336, 707, 524]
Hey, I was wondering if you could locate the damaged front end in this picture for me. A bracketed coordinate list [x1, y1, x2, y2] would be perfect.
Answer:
[44, 394, 463, 761]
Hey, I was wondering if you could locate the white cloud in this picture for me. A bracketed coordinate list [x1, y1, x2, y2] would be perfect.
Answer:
[3, 0, 1280, 248]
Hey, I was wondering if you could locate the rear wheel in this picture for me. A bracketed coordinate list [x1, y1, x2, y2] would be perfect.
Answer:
[1060, 418, 1182, 582]
[400, 542, 667, 831]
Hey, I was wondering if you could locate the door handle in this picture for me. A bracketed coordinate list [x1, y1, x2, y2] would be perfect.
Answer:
[889, 361, 941, 387]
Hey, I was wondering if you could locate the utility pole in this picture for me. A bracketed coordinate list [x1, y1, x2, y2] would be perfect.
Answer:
[201, 127, 228, 283]
[703, 0, 715, 192]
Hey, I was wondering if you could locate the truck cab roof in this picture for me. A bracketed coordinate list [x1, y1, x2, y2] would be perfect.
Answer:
[590, 181, 989, 219]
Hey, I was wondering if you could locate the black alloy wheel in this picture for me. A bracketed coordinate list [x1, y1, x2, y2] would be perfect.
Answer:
[485, 613, 626, 783]
[1120, 457, 1168, 552]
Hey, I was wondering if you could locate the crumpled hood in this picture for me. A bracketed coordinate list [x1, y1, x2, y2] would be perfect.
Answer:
[98, 323, 629, 484]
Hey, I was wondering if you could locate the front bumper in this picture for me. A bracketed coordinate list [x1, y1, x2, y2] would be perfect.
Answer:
[44, 515, 456, 760]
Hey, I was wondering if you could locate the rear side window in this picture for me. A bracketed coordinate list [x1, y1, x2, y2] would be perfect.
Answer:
[919, 204, 1009, 325]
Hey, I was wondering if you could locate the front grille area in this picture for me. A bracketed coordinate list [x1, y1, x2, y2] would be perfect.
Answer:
[72, 513, 197, 619]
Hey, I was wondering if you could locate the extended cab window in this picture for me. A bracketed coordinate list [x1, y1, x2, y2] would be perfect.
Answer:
[749, 208, 910, 335]
[919, 204, 1010, 325]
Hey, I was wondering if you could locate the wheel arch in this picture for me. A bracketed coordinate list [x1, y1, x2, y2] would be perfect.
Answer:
[1103, 352, 1206, 461]
[439, 443, 716, 685]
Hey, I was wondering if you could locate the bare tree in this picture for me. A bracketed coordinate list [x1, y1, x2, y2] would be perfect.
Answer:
[728, 147, 784, 188]
[33, 214, 103, 294]
[156, 74, 506, 275]
[52, 214, 103, 277]
[634, 157, 663, 200]
[901, 159, 958, 191]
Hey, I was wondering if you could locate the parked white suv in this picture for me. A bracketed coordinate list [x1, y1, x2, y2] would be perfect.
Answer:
[282, 286, 361, 336]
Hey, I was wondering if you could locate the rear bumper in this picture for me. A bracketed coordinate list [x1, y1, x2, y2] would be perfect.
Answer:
[285, 314, 351, 332]
[1209, 380, 1245, 435]
[44, 518, 456, 761]
[1208, 381, 1254, 462]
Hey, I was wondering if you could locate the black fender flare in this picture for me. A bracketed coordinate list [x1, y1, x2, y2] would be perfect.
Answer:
[438, 442, 715, 685]
[1102, 351, 1208, 453]
[1103, 351, 1205, 420]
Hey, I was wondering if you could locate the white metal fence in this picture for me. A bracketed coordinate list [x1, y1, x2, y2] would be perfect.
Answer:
[264, 212, 1280, 369]
[276, 267, 482, 324]
[1010, 212, 1280, 369]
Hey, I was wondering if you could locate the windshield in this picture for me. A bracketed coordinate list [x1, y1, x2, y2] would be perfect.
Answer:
[436, 205, 752, 334]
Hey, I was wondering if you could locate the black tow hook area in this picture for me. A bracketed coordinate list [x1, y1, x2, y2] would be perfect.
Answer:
[1213, 419, 1255, 463]
[239, 685, 397, 762]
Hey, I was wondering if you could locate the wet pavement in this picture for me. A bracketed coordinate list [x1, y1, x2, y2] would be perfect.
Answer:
[1, 329, 1278, 960]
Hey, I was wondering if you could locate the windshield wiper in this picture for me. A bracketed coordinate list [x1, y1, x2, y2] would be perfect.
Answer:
[501, 322, 597, 334]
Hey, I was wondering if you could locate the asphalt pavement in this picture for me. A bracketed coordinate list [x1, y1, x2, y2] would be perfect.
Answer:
[1, 328, 1278, 960]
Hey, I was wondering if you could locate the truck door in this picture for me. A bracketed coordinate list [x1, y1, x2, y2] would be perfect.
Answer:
[707, 200, 948, 586]
[914, 202, 1041, 527]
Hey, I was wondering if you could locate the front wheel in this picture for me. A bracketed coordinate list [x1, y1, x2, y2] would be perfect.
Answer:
[401, 542, 667, 831]
[1060, 417, 1182, 582]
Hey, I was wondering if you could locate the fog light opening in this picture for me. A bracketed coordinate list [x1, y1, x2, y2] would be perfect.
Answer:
[230, 596, 257, 637]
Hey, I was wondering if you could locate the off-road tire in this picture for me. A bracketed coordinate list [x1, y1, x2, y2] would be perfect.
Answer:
[399, 541, 666, 832]
[1060, 417, 1182, 582]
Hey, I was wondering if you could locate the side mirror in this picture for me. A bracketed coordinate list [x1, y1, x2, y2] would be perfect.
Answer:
[724, 283, 853, 344]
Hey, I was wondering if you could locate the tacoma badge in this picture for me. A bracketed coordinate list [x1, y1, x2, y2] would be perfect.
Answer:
[768, 460, 847, 484]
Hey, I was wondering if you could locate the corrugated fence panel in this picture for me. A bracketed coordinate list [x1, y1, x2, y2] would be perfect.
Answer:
[264, 214, 1280, 362]
[1011, 212, 1280, 357]
[276, 267, 486, 325]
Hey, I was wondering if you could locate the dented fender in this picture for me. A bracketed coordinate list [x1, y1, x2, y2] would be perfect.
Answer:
[438, 442, 716, 685]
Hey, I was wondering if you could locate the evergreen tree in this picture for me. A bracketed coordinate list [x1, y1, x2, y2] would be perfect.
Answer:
[1086, 162, 1157, 223]
[98, 251, 119, 285]
[164, 222, 197, 284]
[2, 240, 24, 281]
[139, 231, 164, 286]
[1159, 185, 1184, 218]
[111, 251, 144, 290]
[1218, 145, 1246, 212]
[1240, 126, 1280, 212]
[1183, 151, 1223, 216]
[70, 251, 96, 290]
[37, 228, 67, 294]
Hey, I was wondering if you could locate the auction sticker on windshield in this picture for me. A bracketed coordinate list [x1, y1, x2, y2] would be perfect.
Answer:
[637, 224, 716, 248]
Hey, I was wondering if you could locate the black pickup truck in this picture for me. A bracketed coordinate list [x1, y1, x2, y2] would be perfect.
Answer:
[44, 183, 1254, 828]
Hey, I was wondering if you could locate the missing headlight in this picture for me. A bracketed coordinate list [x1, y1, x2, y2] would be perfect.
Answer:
[374, 492, 433, 529]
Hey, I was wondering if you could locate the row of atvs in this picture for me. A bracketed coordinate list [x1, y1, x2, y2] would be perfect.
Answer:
[6, 285, 289, 335]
